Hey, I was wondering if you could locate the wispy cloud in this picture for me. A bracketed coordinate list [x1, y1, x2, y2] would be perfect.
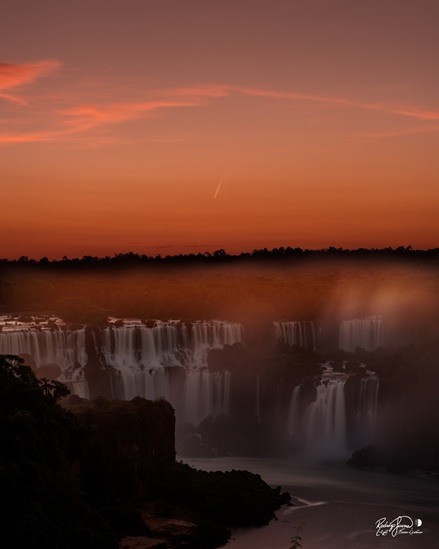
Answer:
[354, 124, 439, 142]
[61, 99, 203, 131]
[0, 81, 230, 145]
[0, 92, 28, 105]
[387, 106, 439, 122]
[0, 59, 61, 105]
[0, 129, 85, 145]
[0, 60, 61, 89]
[1, 59, 439, 147]
[230, 86, 439, 122]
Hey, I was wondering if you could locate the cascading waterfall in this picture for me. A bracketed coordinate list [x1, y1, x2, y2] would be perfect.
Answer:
[183, 369, 231, 425]
[0, 317, 242, 425]
[0, 315, 382, 451]
[273, 321, 316, 349]
[102, 321, 242, 371]
[302, 379, 347, 458]
[118, 366, 170, 403]
[286, 374, 379, 458]
[286, 384, 301, 439]
[101, 321, 241, 423]
[0, 325, 87, 371]
[354, 377, 379, 442]
[0, 322, 88, 397]
[102, 323, 181, 370]
[339, 315, 383, 352]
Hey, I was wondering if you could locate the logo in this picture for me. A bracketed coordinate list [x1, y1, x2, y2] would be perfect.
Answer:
[375, 516, 423, 537]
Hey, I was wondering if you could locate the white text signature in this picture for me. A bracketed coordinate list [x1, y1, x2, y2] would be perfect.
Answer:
[375, 516, 423, 537]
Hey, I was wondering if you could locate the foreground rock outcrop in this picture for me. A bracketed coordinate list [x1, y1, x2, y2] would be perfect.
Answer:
[0, 354, 290, 549]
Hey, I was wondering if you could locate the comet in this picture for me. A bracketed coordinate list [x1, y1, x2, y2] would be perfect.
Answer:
[213, 180, 222, 199]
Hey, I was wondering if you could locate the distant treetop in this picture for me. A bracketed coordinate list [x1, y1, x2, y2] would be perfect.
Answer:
[1, 245, 438, 269]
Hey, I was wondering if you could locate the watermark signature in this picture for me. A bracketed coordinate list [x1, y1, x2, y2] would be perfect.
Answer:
[376, 516, 423, 537]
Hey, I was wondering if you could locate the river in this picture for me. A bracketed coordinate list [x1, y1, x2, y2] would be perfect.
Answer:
[183, 457, 439, 549]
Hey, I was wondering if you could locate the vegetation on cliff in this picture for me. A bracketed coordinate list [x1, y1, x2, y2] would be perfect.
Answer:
[0, 354, 290, 548]
[0, 355, 117, 548]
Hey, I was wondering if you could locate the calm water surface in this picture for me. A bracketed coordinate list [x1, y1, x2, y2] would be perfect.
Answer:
[183, 457, 439, 549]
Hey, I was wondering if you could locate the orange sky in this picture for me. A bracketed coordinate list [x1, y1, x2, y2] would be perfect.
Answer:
[1, 0, 439, 259]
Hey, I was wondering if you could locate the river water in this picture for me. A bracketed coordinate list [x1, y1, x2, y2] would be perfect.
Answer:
[183, 457, 439, 549]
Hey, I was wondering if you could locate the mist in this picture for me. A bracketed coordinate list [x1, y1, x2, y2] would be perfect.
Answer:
[1, 255, 438, 463]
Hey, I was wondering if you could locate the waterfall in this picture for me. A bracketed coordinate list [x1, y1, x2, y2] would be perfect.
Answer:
[286, 384, 301, 438]
[273, 321, 316, 349]
[189, 321, 243, 366]
[101, 323, 181, 370]
[339, 315, 383, 352]
[0, 318, 241, 425]
[302, 379, 347, 458]
[353, 377, 379, 444]
[1, 315, 383, 444]
[101, 321, 242, 371]
[0, 324, 87, 380]
[117, 365, 171, 402]
[182, 369, 231, 425]
[286, 373, 379, 459]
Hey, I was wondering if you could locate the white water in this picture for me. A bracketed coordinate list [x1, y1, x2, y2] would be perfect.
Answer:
[354, 377, 379, 443]
[0, 327, 88, 386]
[287, 384, 301, 439]
[182, 369, 231, 425]
[287, 374, 379, 458]
[0, 319, 242, 425]
[102, 321, 242, 371]
[339, 316, 383, 352]
[102, 321, 240, 423]
[302, 379, 347, 458]
[185, 457, 439, 549]
[273, 321, 316, 349]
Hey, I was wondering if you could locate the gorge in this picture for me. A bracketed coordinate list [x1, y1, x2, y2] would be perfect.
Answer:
[1, 255, 439, 548]
[0, 313, 395, 461]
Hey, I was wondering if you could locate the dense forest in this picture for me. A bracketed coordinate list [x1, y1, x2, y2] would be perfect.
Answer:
[1, 245, 437, 267]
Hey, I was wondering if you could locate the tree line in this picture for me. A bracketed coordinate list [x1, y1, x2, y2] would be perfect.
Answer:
[2, 245, 438, 270]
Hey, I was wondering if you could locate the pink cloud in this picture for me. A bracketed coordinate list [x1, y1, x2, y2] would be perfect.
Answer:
[229, 86, 439, 122]
[0, 96, 206, 145]
[58, 102, 202, 142]
[389, 106, 439, 121]
[54, 86, 236, 135]
[62, 99, 203, 130]
[0, 130, 56, 144]
[0, 92, 28, 105]
[0, 59, 61, 106]
[0, 59, 61, 90]
[1, 76, 438, 147]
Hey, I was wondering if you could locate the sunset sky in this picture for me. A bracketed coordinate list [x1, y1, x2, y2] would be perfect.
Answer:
[1, 0, 439, 259]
